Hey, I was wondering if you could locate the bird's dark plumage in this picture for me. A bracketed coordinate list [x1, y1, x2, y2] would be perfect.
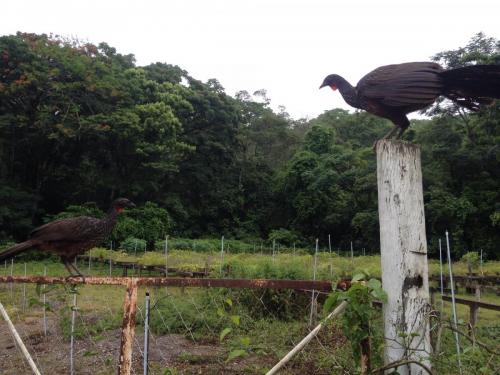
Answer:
[0, 198, 135, 277]
[320, 62, 500, 139]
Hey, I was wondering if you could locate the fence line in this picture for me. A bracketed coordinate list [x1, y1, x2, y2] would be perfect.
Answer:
[0, 275, 342, 292]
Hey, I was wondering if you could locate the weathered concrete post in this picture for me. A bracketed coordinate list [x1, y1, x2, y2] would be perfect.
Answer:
[376, 140, 431, 374]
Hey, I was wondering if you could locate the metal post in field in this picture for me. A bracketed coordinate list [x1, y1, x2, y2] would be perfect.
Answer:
[220, 236, 224, 276]
[42, 266, 47, 336]
[350, 241, 354, 266]
[328, 234, 333, 277]
[133, 240, 138, 274]
[22, 263, 27, 312]
[10, 259, 13, 298]
[445, 230, 462, 373]
[272, 239, 276, 262]
[438, 238, 445, 312]
[480, 248, 483, 276]
[376, 140, 431, 374]
[438, 239, 444, 311]
[143, 292, 151, 375]
[88, 248, 92, 273]
[164, 235, 169, 278]
[309, 239, 319, 326]
[70, 292, 77, 375]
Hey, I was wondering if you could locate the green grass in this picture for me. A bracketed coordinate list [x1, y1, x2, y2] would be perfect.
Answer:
[71, 247, 500, 279]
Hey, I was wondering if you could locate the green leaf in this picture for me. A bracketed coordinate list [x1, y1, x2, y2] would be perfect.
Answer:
[239, 336, 251, 347]
[352, 273, 365, 282]
[225, 298, 233, 307]
[230, 315, 240, 326]
[220, 327, 232, 342]
[323, 292, 339, 313]
[367, 278, 381, 290]
[226, 349, 247, 363]
[217, 308, 225, 317]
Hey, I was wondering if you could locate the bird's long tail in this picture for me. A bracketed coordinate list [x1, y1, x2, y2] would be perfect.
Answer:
[0, 240, 37, 262]
[441, 65, 500, 111]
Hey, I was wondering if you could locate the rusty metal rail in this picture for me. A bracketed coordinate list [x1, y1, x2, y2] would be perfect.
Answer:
[0, 275, 340, 291]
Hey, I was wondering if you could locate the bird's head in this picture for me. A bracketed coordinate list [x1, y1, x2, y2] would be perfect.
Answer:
[112, 198, 136, 213]
[319, 74, 343, 91]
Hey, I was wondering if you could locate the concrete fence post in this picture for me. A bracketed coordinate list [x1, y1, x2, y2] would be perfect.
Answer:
[376, 140, 431, 374]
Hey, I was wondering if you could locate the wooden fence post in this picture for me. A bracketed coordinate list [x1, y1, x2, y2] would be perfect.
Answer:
[117, 278, 138, 375]
[376, 140, 431, 374]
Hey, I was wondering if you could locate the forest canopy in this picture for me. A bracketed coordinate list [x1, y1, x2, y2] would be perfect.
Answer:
[0, 32, 498, 258]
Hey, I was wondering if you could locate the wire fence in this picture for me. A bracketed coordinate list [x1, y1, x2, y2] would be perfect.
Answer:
[0, 266, 349, 375]
[0, 262, 498, 375]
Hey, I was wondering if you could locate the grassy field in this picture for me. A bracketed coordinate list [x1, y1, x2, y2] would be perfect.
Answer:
[0, 250, 499, 374]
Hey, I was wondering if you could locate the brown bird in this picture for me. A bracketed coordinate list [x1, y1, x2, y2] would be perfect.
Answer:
[0, 198, 135, 277]
[320, 62, 500, 139]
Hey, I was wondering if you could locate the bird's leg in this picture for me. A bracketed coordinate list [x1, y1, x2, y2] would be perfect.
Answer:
[394, 117, 410, 140]
[373, 125, 399, 150]
[395, 125, 409, 139]
[383, 125, 400, 139]
[63, 259, 85, 283]
[69, 261, 85, 278]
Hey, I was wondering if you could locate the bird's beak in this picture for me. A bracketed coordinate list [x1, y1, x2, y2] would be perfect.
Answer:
[319, 82, 327, 89]
[128, 202, 136, 208]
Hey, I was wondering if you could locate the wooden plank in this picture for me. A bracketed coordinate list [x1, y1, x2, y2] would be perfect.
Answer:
[117, 279, 138, 375]
[441, 295, 500, 311]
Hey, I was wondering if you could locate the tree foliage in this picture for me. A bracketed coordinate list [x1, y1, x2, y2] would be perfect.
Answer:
[0, 32, 498, 258]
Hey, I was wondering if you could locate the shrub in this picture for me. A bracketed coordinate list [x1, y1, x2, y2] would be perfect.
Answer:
[121, 237, 147, 252]
[268, 228, 302, 247]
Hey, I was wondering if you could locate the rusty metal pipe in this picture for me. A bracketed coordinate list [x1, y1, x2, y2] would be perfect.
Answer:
[0, 276, 340, 292]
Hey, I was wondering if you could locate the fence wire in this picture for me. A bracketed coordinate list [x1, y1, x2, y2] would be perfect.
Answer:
[0, 262, 349, 375]
[1, 260, 498, 375]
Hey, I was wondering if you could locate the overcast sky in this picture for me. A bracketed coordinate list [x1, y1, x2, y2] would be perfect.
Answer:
[2, 0, 499, 119]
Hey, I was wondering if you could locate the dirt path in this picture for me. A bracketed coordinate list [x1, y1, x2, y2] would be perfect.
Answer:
[0, 316, 274, 375]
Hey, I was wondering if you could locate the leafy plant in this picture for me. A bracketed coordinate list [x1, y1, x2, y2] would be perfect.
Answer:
[324, 271, 387, 369]
[218, 298, 251, 363]
[461, 251, 480, 274]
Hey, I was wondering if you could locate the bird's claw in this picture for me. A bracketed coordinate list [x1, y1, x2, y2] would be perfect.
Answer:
[65, 274, 86, 284]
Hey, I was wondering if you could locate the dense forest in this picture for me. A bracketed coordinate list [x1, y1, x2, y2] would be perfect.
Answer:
[0, 32, 498, 258]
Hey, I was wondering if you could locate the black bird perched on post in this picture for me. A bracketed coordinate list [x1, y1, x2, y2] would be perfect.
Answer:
[320, 62, 500, 139]
[0, 198, 135, 277]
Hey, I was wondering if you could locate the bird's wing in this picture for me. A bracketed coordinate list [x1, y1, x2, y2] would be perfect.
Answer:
[356, 62, 444, 107]
[30, 216, 102, 242]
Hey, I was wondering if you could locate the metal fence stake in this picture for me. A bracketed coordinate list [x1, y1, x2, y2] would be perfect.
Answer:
[70, 291, 77, 375]
[22, 263, 27, 312]
[309, 239, 319, 326]
[143, 292, 151, 375]
[445, 230, 462, 374]
[42, 267, 47, 335]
